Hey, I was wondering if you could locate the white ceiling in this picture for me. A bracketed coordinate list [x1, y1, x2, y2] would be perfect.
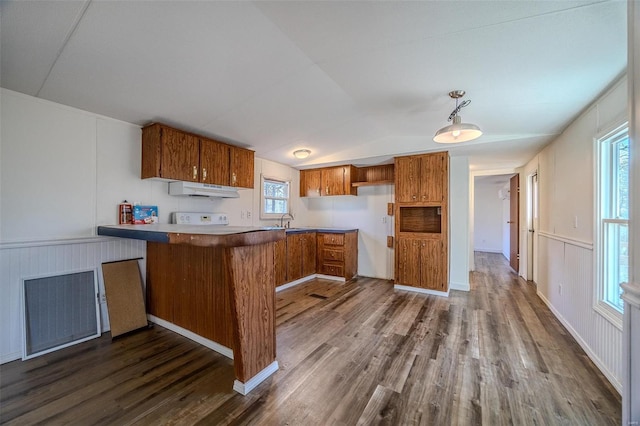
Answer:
[0, 1, 627, 171]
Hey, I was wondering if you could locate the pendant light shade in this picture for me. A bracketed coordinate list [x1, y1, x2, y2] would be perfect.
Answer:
[433, 90, 482, 144]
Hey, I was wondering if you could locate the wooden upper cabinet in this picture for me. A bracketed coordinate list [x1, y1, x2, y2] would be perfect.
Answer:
[141, 123, 254, 188]
[300, 165, 357, 197]
[142, 124, 200, 181]
[200, 138, 230, 185]
[322, 166, 345, 196]
[230, 146, 254, 189]
[395, 152, 447, 202]
[300, 169, 321, 197]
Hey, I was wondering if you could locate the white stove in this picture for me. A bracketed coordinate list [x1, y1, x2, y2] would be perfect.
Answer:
[172, 212, 229, 226]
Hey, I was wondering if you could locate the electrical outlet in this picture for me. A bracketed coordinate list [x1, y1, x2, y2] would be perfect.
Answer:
[558, 284, 563, 295]
[100, 293, 107, 303]
[246, 210, 251, 219]
[574, 215, 578, 228]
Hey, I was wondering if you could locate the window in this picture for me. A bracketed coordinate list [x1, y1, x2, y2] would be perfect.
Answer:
[595, 123, 629, 324]
[260, 176, 290, 219]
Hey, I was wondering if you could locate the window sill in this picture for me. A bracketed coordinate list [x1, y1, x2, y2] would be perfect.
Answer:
[593, 300, 623, 331]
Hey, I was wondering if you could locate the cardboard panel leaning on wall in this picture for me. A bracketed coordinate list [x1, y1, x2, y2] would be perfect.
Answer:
[1, 90, 97, 242]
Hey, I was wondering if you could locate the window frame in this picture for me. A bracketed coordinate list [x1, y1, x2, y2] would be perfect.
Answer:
[260, 175, 291, 220]
[594, 120, 629, 329]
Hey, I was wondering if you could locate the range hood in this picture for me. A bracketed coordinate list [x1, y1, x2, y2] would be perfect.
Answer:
[168, 181, 240, 198]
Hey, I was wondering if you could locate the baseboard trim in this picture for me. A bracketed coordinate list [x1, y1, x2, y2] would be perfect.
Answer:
[147, 315, 234, 359]
[233, 360, 279, 395]
[1, 351, 22, 365]
[536, 291, 621, 394]
[449, 281, 470, 292]
[276, 274, 345, 292]
[394, 284, 449, 297]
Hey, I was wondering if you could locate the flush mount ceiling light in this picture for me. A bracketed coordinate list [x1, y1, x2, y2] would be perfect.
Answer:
[293, 149, 311, 159]
[433, 90, 482, 143]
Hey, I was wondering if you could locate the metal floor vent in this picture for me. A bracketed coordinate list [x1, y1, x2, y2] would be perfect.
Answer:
[23, 270, 100, 359]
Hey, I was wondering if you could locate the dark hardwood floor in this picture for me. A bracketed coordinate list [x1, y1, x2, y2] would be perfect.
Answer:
[0, 252, 621, 425]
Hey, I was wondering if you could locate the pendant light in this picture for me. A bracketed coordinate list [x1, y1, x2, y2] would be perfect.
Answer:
[433, 90, 482, 143]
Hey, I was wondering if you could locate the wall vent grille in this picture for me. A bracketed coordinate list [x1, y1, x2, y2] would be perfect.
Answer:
[23, 270, 100, 359]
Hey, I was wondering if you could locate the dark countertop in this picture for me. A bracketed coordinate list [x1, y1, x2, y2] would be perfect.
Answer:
[98, 224, 285, 248]
[284, 227, 358, 234]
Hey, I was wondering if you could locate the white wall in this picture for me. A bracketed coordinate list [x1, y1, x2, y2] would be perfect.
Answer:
[473, 180, 504, 253]
[522, 75, 627, 392]
[297, 184, 395, 279]
[449, 156, 470, 291]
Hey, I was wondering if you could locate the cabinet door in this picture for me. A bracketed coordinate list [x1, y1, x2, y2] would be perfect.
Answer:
[161, 127, 200, 182]
[322, 167, 345, 196]
[300, 169, 321, 197]
[420, 240, 446, 291]
[200, 139, 230, 185]
[395, 156, 420, 202]
[396, 238, 421, 286]
[286, 234, 303, 281]
[274, 239, 287, 286]
[230, 146, 254, 188]
[301, 233, 317, 276]
[420, 153, 445, 202]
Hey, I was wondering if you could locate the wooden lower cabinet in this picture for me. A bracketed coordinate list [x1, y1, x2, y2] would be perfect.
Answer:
[396, 237, 446, 291]
[274, 230, 356, 285]
[274, 239, 287, 286]
[317, 232, 357, 280]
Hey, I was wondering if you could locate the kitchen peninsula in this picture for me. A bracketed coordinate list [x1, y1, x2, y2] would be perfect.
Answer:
[97, 224, 285, 395]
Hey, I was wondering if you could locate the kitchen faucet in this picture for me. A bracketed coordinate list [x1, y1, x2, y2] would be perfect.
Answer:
[280, 212, 294, 228]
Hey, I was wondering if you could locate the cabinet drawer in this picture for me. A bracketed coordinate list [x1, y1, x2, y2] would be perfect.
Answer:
[320, 263, 344, 277]
[322, 233, 344, 246]
[322, 248, 344, 262]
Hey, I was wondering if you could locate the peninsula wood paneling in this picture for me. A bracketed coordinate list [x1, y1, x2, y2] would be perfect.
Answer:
[226, 243, 276, 382]
[146, 242, 234, 348]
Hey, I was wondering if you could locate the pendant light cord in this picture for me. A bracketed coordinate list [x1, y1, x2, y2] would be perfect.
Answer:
[448, 99, 471, 121]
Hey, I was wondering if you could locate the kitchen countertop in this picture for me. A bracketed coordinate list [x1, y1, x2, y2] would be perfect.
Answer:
[97, 224, 285, 248]
[283, 227, 358, 234]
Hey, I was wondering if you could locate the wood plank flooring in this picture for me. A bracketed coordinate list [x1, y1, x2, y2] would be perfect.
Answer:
[0, 252, 621, 425]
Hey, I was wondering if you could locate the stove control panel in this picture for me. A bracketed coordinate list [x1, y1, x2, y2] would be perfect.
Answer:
[172, 212, 228, 225]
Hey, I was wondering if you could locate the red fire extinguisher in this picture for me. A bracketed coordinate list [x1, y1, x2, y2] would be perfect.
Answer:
[118, 201, 132, 224]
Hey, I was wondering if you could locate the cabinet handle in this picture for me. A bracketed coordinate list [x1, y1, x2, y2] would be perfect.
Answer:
[232, 172, 237, 185]
[202, 168, 207, 181]
[412, 195, 416, 200]
[326, 186, 330, 195]
[193, 166, 198, 180]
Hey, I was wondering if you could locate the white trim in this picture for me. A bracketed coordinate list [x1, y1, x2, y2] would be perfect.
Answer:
[593, 300, 623, 331]
[22, 268, 101, 360]
[394, 284, 449, 298]
[621, 282, 640, 309]
[315, 274, 346, 282]
[233, 361, 279, 395]
[449, 281, 470, 292]
[1, 352, 22, 365]
[276, 274, 346, 292]
[473, 248, 503, 254]
[537, 231, 593, 250]
[147, 315, 234, 359]
[1, 236, 112, 249]
[536, 290, 622, 394]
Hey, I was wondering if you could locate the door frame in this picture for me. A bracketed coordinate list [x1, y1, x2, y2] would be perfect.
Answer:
[526, 170, 539, 282]
[468, 168, 518, 272]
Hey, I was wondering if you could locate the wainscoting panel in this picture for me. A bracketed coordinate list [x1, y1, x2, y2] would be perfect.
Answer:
[0, 237, 146, 364]
[537, 234, 622, 392]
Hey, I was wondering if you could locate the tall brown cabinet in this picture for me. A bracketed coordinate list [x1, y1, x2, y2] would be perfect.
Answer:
[394, 152, 449, 293]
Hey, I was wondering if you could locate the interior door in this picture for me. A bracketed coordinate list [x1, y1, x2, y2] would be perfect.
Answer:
[509, 174, 520, 272]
